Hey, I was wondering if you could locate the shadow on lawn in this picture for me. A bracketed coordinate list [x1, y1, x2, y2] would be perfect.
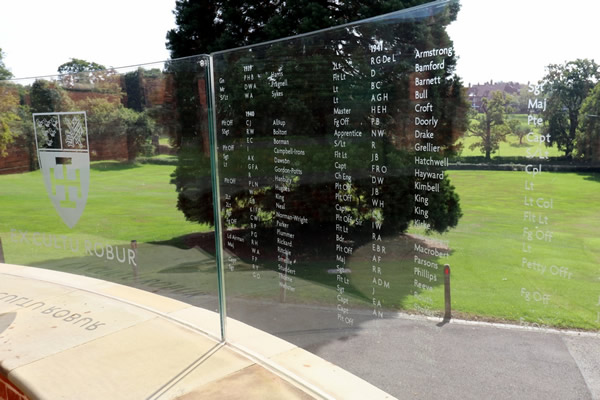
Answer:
[577, 171, 600, 183]
[509, 142, 527, 148]
[162, 227, 451, 310]
[90, 161, 144, 172]
[149, 231, 217, 253]
[149, 227, 452, 310]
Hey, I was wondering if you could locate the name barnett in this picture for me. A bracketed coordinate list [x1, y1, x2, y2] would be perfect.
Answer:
[10, 229, 137, 266]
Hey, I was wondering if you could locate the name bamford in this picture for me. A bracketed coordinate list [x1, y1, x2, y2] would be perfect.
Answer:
[415, 59, 445, 72]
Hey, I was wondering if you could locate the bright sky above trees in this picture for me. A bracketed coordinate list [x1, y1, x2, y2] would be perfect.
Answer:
[1, 0, 599, 84]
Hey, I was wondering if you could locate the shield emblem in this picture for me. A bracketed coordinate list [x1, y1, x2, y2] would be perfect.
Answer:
[33, 112, 90, 228]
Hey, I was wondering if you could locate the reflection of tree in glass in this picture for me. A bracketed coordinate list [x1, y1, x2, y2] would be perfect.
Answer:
[165, 57, 214, 225]
[579, 81, 600, 162]
[468, 91, 511, 160]
[0, 80, 20, 157]
[542, 59, 600, 160]
[168, 2, 467, 244]
[209, 2, 466, 235]
[57, 58, 120, 92]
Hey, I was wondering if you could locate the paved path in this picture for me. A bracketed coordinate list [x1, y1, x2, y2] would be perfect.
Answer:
[0, 265, 393, 400]
[221, 299, 600, 400]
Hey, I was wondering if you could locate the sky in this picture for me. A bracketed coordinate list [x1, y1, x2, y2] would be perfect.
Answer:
[1, 0, 600, 84]
[0, 0, 177, 80]
[448, 0, 600, 85]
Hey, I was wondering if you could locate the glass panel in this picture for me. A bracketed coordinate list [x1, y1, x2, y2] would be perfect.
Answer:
[0, 56, 220, 338]
[211, 0, 599, 396]
[1, 0, 598, 397]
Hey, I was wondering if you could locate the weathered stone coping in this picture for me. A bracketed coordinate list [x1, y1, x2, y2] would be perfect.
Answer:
[0, 263, 393, 400]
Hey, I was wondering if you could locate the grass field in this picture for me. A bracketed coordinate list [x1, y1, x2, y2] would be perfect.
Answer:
[0, 161, 207, 246]
[1, 162, 598, 330]
[409, 170, 600, 330]
[222, 170, 600, 330]
[0, 161, 220, 303]
[457, 114, 564, 159]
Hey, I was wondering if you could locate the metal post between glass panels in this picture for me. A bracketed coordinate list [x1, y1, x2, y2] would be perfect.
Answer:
[207, 54, 228, 342]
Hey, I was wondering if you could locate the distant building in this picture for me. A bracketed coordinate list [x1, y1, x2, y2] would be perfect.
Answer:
[466, 81, 523, 110]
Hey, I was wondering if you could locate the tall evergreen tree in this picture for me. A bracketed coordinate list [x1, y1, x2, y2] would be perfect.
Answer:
[542, 59, 600, 159]
[166, 0, 436, 57]
[166, 1, 466, 236]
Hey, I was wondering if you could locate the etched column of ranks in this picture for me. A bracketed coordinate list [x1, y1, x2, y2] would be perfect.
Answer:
[368, 39, 393, 319]
[218, 76, 240, 273]
[520, 82, 556, 313]
[271, 69, 300, 294]
[242, 63, 262, 280]
[411, 46, 452, 316]
[332, 59, 354, 327]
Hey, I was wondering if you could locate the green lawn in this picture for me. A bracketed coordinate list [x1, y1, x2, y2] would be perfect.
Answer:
[0, 161, 207, 245]
[0, 161, 218, 299]
[457, 114, 564, 159]
[222, 170, 600, 331]
[1, 163, 598, 330]
[159, 137, 172, 147]
[406, 170, 600, 330]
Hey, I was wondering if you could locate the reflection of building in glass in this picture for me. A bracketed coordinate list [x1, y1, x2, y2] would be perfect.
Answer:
[0, 67, 211, 175]
[467, 81, 522, 110]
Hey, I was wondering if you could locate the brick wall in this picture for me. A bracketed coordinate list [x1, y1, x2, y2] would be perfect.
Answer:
[0, 134, 131, 175]
[88, 135, 129, 161]
[0, 373, 29, 400]
[65, 90, 121, 105]
[0, 138, 32, 175]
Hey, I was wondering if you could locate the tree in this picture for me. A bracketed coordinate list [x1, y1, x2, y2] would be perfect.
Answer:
[76, 97, 155, 160]
[542, 59, 600, 159]
[469, 91, 511, 160]
[123, 69, 146, 112]
[0, 50, 16, 157]
[0, 83, 19, 156]
[30, 79, 74, 113]
[578, 81, 600, 161]
[16, 104, 36, 170]
[77, 97, 127, 136]
[124, 110, 156, 159]
[166, 0, 466, 237]
[57, 58, 106, 75]
[507, 118, 528, 145]
[0, 48, 12, 80]
[57, 58, 118, 91]
[166, 0, 436, 57]
[166, 0, 222, 57]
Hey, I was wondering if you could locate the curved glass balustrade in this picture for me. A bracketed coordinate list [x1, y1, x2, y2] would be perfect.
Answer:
[1, 1, 599, 398]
